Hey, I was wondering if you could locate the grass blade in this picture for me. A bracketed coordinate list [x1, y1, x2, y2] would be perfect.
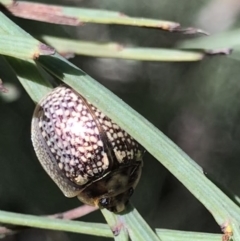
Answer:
[0, 209, 223, 240]
[2, 1, 177, 29]
[5, 57, 52, 103]
[179, 29, 240, 50]
[0, 210, 112, 238]
[0, 35, 54, 59]
[101, 209, 130, 241]
[41, 36, 204, 62]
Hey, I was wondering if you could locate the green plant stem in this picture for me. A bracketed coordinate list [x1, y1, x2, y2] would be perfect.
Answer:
[102, 204, 161, 241]
[101, 209, 130, 241]
[0, 1, 179, 30]
[0, 209, 222, 241]
[0, 210, 112, 238]
[156, 229, 221, 241]
[41, 36, 203, 62]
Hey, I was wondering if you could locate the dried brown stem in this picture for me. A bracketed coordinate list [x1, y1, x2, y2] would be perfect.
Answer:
[4, 1, 81, 25]
[48, 205, 98, 220]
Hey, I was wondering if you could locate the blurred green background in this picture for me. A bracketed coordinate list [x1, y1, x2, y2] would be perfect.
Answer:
[1, 0, 240, 240]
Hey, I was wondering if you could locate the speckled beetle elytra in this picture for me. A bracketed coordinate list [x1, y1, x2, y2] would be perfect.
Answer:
[31, 86, 143, 213]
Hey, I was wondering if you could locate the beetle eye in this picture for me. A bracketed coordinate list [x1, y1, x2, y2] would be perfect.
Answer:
[99, 198, 110, 208]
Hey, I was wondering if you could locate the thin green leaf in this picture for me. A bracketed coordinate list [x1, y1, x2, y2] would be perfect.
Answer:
[0, 13, 27, 36]
[101, 209, 130, 241]
[42, 36, 204, 62]
[156, 229, 221, 241]
[60, 7, 178, 29]
[5, 57, 52, 103]
[0, 210, 112, 238]
[1, 1, 206, 34]
[2, 1, 179, 30]
[179, 29, 240, 50]
[0, 35, 54, 59]
[0, 208, 223, 240]
[120, 204, 160, 241]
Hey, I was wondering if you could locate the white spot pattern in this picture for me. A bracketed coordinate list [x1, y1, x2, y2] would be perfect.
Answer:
[36, 86, 142, 186]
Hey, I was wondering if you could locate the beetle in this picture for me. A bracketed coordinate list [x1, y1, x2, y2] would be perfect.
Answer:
[31, 86, 143, 213]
